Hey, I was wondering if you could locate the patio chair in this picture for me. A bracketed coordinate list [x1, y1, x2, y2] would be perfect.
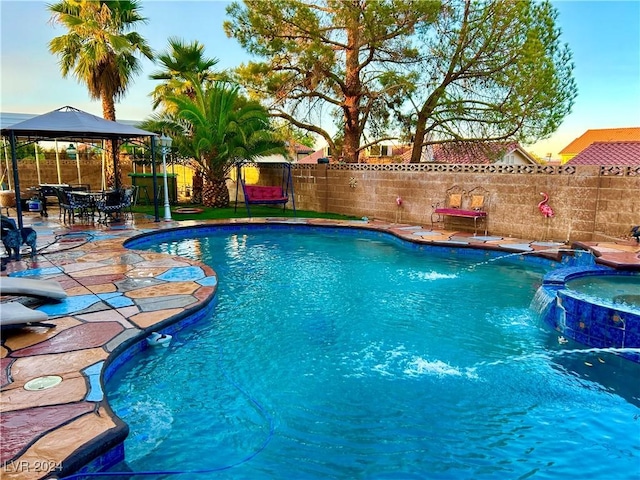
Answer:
[54, 187, 74, 223]
[69, 191, 96, 222]
[121, 186, 137, 220]
[96, 189, 125, 224]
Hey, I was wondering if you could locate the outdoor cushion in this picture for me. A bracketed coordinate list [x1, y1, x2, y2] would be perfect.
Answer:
[244, 185, 287, 202]
[0, 302, 49, 326]
[0, 277, 67, 300]
[449, 194, 462, 208]
[470, 195, 485, 210]
[434, 208, 487, 217]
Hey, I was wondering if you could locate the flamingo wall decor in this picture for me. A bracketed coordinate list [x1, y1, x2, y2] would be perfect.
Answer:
[538, 192, 555, 218]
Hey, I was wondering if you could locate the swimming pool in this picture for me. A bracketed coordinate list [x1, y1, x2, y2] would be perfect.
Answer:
[106, 227, 640, 479]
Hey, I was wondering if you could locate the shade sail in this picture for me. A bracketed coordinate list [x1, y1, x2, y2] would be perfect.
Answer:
[0, 105, 154, 140]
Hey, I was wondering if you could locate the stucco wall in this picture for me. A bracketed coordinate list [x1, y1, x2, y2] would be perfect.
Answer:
[260, 163, 640, 243]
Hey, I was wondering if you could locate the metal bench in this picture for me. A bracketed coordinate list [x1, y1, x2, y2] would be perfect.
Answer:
[431, 185, 490, 236]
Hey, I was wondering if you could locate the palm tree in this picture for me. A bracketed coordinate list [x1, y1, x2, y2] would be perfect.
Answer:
[143, 79, 288, 207]
[149, 37, 221, 113]
[48, 0, 153, 187]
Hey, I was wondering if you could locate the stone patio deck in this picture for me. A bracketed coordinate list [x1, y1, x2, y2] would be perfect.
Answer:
[1, 212, 638, 479]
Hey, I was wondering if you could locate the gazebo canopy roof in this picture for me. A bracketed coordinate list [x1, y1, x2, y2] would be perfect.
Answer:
[0, 106, 155, 141]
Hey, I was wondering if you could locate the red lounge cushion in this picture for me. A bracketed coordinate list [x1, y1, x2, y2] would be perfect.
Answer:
[435, 208, 486, 217]
[245, 186, 287, 202]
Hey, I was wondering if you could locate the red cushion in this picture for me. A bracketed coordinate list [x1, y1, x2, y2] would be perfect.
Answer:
[435, 208, 486, 217]
[244, 185, 286, 201]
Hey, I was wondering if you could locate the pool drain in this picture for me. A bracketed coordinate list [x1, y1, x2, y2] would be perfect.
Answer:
[24, 375, 63, 391]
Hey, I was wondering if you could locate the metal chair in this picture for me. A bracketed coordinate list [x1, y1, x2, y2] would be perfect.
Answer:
[54, 188, 74, 223]
[121, 186, 137, 219]
[96, 189, 125, 224]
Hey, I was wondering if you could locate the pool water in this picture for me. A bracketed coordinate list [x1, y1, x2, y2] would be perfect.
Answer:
[107, 229, 640, 479]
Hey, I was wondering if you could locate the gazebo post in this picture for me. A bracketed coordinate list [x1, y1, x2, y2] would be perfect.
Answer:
[9, 132, 24, 230]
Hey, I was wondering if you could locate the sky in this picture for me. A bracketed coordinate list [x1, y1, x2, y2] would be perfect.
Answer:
[1, 0, 639, 159]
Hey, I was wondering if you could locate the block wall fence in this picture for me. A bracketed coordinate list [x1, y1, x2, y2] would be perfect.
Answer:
[8, 158, 640, 243]
[8, 157, 134, 193]
[260, 163, 640, 243]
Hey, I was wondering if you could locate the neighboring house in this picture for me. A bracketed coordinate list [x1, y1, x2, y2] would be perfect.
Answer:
[559, 127, 640, 164]
[565, 141, 640, 166]
[288, 141, 315, 162]
[420, 141, 538, 165]
[298, 148, 330, 164]
[300, 141, 538, 165]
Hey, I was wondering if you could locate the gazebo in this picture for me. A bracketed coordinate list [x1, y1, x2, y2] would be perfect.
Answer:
[0, 106, 160, 229]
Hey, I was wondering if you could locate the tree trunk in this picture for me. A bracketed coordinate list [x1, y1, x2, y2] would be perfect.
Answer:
[202, 177, 229, 208]
[342, 16, 362, 163]
[101, 91, 119, 189]
[410, 112, 429, 163]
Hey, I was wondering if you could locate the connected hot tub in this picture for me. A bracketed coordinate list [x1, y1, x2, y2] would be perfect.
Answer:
[535, 265, 640, 363]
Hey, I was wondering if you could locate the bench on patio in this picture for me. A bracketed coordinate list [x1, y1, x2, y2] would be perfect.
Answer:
[431, 185, 490, 236]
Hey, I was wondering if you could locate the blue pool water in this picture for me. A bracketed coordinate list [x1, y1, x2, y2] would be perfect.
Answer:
[107, 228, 640, 479]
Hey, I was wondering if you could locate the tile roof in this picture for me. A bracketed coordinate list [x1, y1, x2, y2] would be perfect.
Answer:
[566, 141, 640, 166]
[430, 141, 536, 164]
[559, 127, 640, 155]
[289, 141, 315, 154]
[297, 148, 329, 163]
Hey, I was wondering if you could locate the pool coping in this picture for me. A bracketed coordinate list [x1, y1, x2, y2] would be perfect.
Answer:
[1, 216, 639, 479]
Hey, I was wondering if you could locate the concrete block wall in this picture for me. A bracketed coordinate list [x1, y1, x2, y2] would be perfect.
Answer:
[260, 163, 640, 243]
[7, 157, 134, 192]
[9, 157, 637, 243]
